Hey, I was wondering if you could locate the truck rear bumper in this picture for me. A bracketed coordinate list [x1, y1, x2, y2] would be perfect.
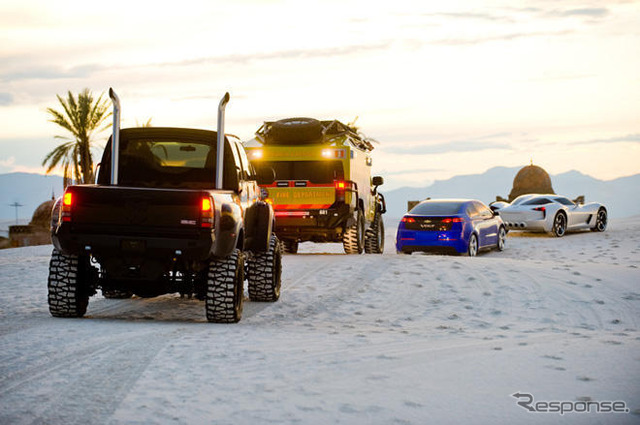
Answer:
[53, 225, 214, 262]
[274, 204, 352, 242]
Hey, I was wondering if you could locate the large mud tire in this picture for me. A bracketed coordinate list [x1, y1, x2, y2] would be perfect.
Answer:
[343, 209, 364, 255]
[266, 118, 323, 144]
[47, 249, 90, 318]
[281, 239, 299, 254]
[205, 250, 244, 323]
[364, 214, 385, 254]
[247, 235, 282, 302]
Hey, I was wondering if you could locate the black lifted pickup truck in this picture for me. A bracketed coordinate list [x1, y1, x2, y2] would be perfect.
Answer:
[48, 90, 281, 323]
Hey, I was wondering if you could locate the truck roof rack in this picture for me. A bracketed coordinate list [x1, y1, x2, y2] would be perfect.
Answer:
[256, 118, 376, 151]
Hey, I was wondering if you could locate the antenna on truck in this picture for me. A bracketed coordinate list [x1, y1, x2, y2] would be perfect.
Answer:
[216, 92, 230, 190]
[109, 88, 121, 185]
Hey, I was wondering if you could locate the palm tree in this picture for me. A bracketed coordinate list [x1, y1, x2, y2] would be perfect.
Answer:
[43, 89, 111, 187]
[136, 117, 153, 127]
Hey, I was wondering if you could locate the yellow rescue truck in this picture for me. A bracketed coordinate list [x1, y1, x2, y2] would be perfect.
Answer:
[244, 118, 386, 254]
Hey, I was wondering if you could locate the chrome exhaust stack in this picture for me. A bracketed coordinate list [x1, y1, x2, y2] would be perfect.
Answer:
[216, 92, 230, 190]
[108, 88, 121, 185]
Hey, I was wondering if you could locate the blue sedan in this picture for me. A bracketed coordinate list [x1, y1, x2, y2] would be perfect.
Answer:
[396, 199, 506, 256]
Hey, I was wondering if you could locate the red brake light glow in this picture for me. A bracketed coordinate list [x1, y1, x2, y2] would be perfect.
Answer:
[61, 191, 73, 222]
[335, 181, 346, 190]
[442, 217, 463, 223]
[200, 197, 214, 228]
[533, 207, 546, 212]
[201, 198, 212, 212]
[401, 217, 416, 223]
[275, 211, 310, 217]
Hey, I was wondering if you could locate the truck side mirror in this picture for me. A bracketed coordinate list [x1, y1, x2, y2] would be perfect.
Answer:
[372, 176, 384, 186]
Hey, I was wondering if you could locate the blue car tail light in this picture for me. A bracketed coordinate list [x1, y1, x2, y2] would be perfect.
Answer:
[400, 216, 464, 231]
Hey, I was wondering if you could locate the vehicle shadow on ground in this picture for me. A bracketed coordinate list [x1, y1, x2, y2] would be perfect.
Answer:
[85, 294, 275, 324]
[507, 230, 594, 238]
[287, 253, 348, 256]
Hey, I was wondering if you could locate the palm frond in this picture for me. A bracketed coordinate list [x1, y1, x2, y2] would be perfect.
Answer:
[44, 89, 112, 181]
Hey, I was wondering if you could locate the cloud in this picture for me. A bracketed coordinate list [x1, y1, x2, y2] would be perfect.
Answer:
[504, 6, 611, 20]
[423, 12, 515, 23]
[0, 62, 103, 82]
[0, 92, 13, 106]
[0, 42, 390, 83]
[0, 156, 16, 167]
[382, 139, 512, 155]
[546, 8, 610, 19]
[570, 134, 640, 146]
[431, 30, 573, 46]
[381, 168, 444, 176]
[155, 43, 392, 68]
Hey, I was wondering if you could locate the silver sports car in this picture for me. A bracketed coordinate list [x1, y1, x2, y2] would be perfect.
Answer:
[491, 194, 607, 237]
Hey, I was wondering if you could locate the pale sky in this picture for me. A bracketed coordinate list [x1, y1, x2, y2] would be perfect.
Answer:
[1, 0, 639, 190]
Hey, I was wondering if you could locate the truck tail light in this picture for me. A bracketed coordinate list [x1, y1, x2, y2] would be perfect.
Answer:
[61, 190, 73, 222]
[335, 180, 353, 202]
[201, 196, 214, 228]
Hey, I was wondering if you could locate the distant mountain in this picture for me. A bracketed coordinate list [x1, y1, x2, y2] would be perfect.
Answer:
[0, 173, 64, 224]
[2, 169, 638, 225]
[383, 167, 640, 219]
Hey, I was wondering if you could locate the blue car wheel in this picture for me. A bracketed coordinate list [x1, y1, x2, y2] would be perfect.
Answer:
[467, 233, 478, 257]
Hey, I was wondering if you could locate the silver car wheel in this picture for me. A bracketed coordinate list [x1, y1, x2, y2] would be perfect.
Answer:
[595, 209, 607, 232]
[553, 213, 566, 237]
[497, 227, 506, 251]
[468, 233, 478, 257]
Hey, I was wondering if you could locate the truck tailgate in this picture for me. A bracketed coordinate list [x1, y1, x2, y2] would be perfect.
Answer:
[270, 186, 335, 209]
[67, 185, 205, 235]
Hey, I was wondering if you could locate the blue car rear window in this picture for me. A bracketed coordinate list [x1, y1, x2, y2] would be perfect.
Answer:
[409, 202, 464, 215]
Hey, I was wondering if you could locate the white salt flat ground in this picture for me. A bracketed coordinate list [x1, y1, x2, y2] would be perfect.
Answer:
[1, 217, 639, 424]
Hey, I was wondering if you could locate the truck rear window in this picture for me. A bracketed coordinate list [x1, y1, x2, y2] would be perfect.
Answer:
[123, 139, 211, 168]
[409, 202, 465, 215]
[115, 139, 216, 188]
[98, 137, 241, 189]
[254, 161, 344, 184]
